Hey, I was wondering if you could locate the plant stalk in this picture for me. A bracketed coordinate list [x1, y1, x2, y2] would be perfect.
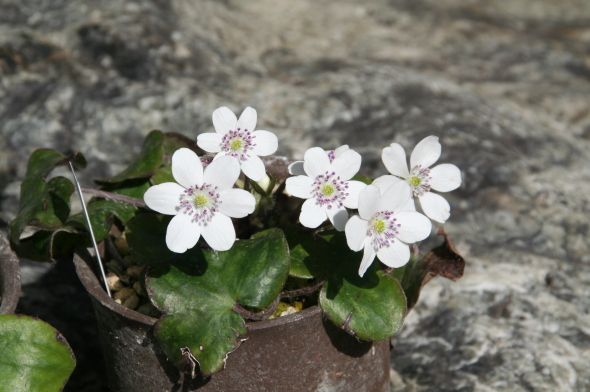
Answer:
[280, 280, 324, 299]
[80, 188, 146, 208]
[233, 296, 280, 321]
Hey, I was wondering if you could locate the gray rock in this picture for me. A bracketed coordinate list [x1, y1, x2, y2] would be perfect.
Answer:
[1, 0, 589, 391]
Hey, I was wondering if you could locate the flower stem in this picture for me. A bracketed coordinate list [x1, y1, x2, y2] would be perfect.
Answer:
[280, 280, 324, 299]
[80, 188, 146, 208]
[232, 296, 280, 321]
[266, 176, 276, 195]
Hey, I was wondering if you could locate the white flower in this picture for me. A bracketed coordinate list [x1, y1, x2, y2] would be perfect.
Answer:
[376, 136, 462, 223]
[285, 146, 366, 231]
[288, 145, 350, 175]
[144, 148, 255, 253]
[345, 182, 431, 277]
[197, 106, 278, 182]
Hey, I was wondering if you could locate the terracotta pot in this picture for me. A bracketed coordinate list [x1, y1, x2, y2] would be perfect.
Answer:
[0, 233, 21, 314]
[73, 252, 391, 392]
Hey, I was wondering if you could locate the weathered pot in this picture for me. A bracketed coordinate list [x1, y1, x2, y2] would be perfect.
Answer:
[0, 233, 21, 314]
[73, 252, 391, 392]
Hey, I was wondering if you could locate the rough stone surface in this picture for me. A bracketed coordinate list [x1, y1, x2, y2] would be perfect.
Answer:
[1, 1, 589, 391]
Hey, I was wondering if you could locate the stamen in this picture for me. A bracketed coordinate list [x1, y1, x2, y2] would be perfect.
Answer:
[408, 165, 431, 197]
[327, 150, 336, 162]
[368, 211, 400, 250]
[312, 171, 349, 209]
[177, 184, 221, 226]
[220, 129, 255, 161]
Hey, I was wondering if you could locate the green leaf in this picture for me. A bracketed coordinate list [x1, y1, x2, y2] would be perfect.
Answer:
[317, 233, 407, 341]
[285, 227, 334, 279]
[352, 174, 373, 185]
[0, 314, 76, 392]
[100, 131, 165, 183]
[125, 213, 172, 266]
[47, 177, 75, 223]
[320, 270, 406, 341]
[68, 199, 137, 242]
[156, 311, 245, 377]
[150, 166, 174, 185]
[9, 149, 77, 246]
[160, 132, 197, 158]
[98, 131, 196, 184]
[10, 231, 53, 260]
[146, 228, 290, 375]
[100, 179, 151, 199]
[149, 133, 200, 185]
[10, 228, 82, 262]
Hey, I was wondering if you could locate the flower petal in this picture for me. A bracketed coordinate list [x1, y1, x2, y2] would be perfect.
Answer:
[377, 239, 410, 268]
[382, 143, 409, 177]
[343, 180, 366, 209]
[204, 155, 240, 189]
[166, 214, 201, 253]
[400, 197, 417, 212]
[144, 183, 184, 215]
[326, 207, 348, 231]
[372, 175, 403, 195]
[430, 163, 462, 192]
[197, 132, 222, 153]
[241, 154, 266, 181]
[202, 213, 236, 251]
[172, 148, 203, 188]
[285, 175, 313, 199]
[256, 174, 271, 192]
[410, 136, 441, 169]
[219, 188, 255, 218]
[299, 198, 327, 229]
[358, 244, 376, 277]
[212, 106, 237, 134]
[303, 147, 330, 177]
[419, 192, 451, 223]
[331, 148, 361, 180]
[252, 130, 278, 156]
[345, 215, 368, 252]
[288, 161, 305, 176]
[358, 185, 380, 220]
[333, 145, 350, 158]
[237, 106, 257, 132]
[378, 181, 412, 212]
[395, 211, 432, 243]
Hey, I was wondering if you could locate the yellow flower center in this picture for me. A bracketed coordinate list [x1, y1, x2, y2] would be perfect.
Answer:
[321, 183, 335, 197]
[373, 219, 386, 234]
[408, 176, 422, 187]
[229, 138, 243, 151]
[193, 194, 209, 208]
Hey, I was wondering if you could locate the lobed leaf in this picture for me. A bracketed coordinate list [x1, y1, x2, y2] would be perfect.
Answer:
[285, 227, 334, 279]
[9, 132, 192, 261]
[9, 149, 76, 245]
[146, 229, 290, 375]
[317, 234, 407, 341]
[98, 131, 196, 184]
[320, 271, 406, 341]
[0, 314, 76, 392]
[125, 212, 171, 266]
[68, 199, 138, 242]
[99, 131, 165, 183]
[11, 228, 82, 262]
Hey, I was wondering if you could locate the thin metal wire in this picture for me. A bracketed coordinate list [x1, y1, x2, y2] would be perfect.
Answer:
[68, 161, 112, 297]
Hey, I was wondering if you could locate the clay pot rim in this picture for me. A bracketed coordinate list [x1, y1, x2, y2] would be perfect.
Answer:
[0, 233, 21, 314]
[73, 252, 321, 330]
